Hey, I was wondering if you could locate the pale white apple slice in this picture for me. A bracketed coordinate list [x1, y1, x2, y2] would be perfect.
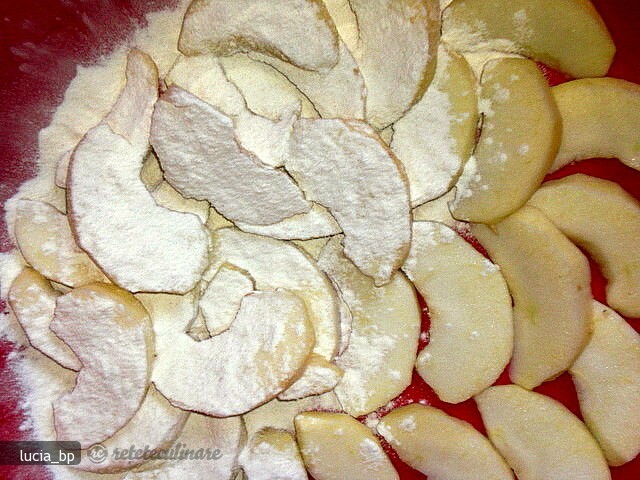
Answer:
[451, 58, 561, 223]
[140, 151, 164, 191]
[287, 118, 411, 285]
[322, 0, 359, 51]
[442, 0, 615, 78]
[293, 238, 331, 261]
[278, 354, 343, 401]
[570, 301, 640, 466]
[151, 86, 310, 226]
[411, 189, 457, 228]
[295, 412, 399, 480]
[151, 181, 210, 224]
[403, 221, 513, 403]
[378, 404, 514, 479]
[239, 428, 307, 480]
[179, 0, 339, 71]
[471, 206, 591, 389]
[8, 268, 80, 371]
[51, 283, 153, 449]
[318, 236, 421, 416]
[528, 174, 640, 317]
[476, 385, 611, 480]
[550, 78, 640, 172]
[391, 44, 479, 206]
[13, 200, 107, 288]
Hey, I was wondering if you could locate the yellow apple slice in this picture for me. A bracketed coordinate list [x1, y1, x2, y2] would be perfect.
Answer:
[472, 206, 591, 389]
[391, 44, 479, 206]
[179, 0, 339, 71]
[13, 200, 107, 287]
[151, 181, 210, 224]
[411, 189, 457, 228]
[451, 58, 561, 223]
[322, 0, 359, 52]
[318, 236, 421, 416]
[442, 0, 615, 78]
[140, 151, 164, 191]
[550, 78, 640, 172]
[295, 412, 399, 480]
[8, 268, 80, 371]
[528, 174, 640, 317]
[570, 301, 640, 466]
[287, 119, 411, 285]
[51, 283, 153, 449]
[403, 221, 513, 403]
[378, 404, 514, 479]
[476, 385, 611, 480]
[239, 428, 307, 480]
[278, 354, 344, 401]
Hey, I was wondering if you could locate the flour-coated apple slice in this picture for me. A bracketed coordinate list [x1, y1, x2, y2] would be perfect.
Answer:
[391, 44, 479, 206]
[318, 236, 421, 416]
[378, 404, 514, 480]
[443, 0, 615, 78]
[278, 354, 343, 401]
[295, 412, 399, 480]
[570, 301, 640, 466]
[151, 181, 210, 224]
[476, 385, 611, 480]
[472, 206, 591, 389]
[411, 189, 457, 228]
[51, 283, 153, 449]
[451, 58, 561, 223]
[529, 174, 640, 317]
[403, 222, 513, 403]
[550, 78, 640, 172]
[8, 268, 80, 371]
[239, 428, 307, 480]
[287, 119, 411, 285]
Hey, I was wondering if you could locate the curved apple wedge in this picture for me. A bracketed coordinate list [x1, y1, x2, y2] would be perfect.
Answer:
[295, 412, 399, 480]
[476, 385, 611, 480]
[471, 206, 591, 389]
[278, 354, 343, 401]
[403, 222, 513, 403]
[529, 174, 640, 317]
[378, 404, 514, 480]
[239, 428, 307, 480]
[570, 302, 640, 466]
[550, 78, 640, 172]
[443, 0, 615, 78]
[51, 283, 154, 449]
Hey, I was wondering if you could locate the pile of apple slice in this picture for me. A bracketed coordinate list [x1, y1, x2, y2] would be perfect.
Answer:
[4, 0, 640, 478]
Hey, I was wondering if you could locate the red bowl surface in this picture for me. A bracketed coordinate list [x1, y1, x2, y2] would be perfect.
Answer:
[0, 1, 639, 479]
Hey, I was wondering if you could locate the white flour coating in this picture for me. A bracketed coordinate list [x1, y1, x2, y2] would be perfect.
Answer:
[239, 428, 308, 480]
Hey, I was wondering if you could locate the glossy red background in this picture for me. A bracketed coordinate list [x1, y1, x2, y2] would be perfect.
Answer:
[0, 1, 639, 479]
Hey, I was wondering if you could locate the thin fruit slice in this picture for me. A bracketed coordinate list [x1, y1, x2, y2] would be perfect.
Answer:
[550, 78, 640, 172]
[295, 412, 399, 480]
[570, 301, 640, 466]
[51, 283, 153, 449]
[287, 118, 411, 285]
[403, 222, 513, 403]
[391, 44, 479, 206]
[8, 268, 80, 371]
[451, 58, 561, 223]
[322, 0, 359, 52]
[140, 151, 164, 191]
[472, 206, 591, 389]
[476, 385, 611, 480]
[239, 428, 307, 480]
[442, 0, 615, 78]
[411, 189, 457, 228]
[378, 404, 514, 479]
[529, 174, 640, 317]
[318, 236, 421, 416]
[13, 200, 106, 287]
[179, 0, 339, 71]
[151, 86, 310, 226]
[151, 181, 210, 224]
[278, 354, 343, 401]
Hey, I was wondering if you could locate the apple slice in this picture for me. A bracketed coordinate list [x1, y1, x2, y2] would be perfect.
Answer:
[528, 174, 640, 317]
[318, 236, 421, 416]
[472, 206, 591, 389]
[278, 354, 343, 401]
[239, 428, 307, 480]
[322, 0, 359, 52]
[51, 283, 153, 449]
[295, 412, 399, 480]
[378, 404, 514, 479]
[286, 118, 411, 285]
[411, 189, 457, 228]
[179, 0, 339, 71]
[403, 221, 513, 403]
[8, 268, 80, 371]
[442, 0, 615, 78]
[391, 44, 479, 206]
[451, 58, 561, 223]
[151, 181, 210, 224]
[550, 78, 640, 172]
[140, 151, 164, 191]
[570, 301, 640, 466]
[476, 385, 611, 480]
